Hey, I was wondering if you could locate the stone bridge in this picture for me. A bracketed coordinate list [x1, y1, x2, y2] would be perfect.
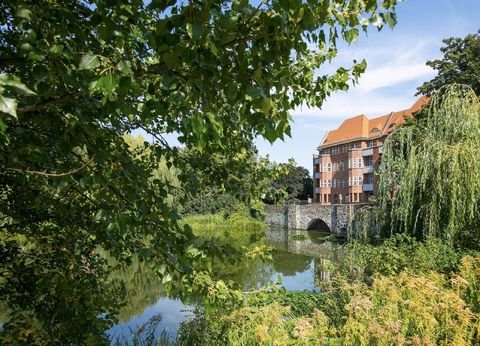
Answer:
[264, 203, 368, 235]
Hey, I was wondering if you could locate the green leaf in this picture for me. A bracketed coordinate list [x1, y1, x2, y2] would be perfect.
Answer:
[186, 21, 203, 41]
[157, 263, 167, 275]
[116, 60, 132, 74]
[344, 28, 359, 44]
[50, 44, 64, 55]
[383, 12, 397, 29]
[0, 118, 7, 136]
[246, 86, 264, 99]
[79, 53, 100, 70]
[89, 74, 118, 97]
[162, 273, 173, 284]
[207, 36, 219, 57]
[0, 73, 36, 95]
[16, 7, 32, 19]
[0, 95, 18, 118]
[260, 97, 273, 114]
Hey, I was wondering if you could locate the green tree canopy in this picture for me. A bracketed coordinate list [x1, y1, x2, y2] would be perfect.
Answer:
[379, 85, 480, 248]
[417, 30, 480, 96]
[0, 0, 399, 342]
[263, 160, 312, 204]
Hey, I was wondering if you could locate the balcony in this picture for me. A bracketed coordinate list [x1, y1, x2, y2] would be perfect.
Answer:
[315, 187, 320, 193]
[363, 183, 374, 192]
[362, 148, 373, 156]
[362, 166, 373, 174]
[314, 172, 320, 179]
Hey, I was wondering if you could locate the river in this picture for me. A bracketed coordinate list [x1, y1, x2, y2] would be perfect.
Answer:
[107, 228, 345, 343]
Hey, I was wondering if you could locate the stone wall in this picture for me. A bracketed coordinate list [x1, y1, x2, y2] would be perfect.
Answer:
[264, 203, 368, 235]
[264, 205, 289, 228]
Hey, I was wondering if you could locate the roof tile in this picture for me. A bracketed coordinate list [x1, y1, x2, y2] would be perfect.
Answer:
[320, 96, 429, 147]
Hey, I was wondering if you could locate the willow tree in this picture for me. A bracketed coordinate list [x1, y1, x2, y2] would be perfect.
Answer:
[1, 0, 399, 342]
[378, 85, 480, 248]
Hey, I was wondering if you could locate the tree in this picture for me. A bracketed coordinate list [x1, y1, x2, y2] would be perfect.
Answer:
[0, 0, 399, 342]
[417, 30, 480, 96]
[379, 85, 480, 248]
[264, 160, 312, 204]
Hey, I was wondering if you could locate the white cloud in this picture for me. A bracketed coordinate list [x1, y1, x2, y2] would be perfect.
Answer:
[292, 92, 416, 119]
[294, 37, 438, 119]
[356, 62, 434, 92]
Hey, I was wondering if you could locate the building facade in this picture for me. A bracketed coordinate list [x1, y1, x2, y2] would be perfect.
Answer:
[313, 97, 428, 204]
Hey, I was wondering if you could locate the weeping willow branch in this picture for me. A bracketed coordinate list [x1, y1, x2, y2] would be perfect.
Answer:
[378, 84, 480, 246]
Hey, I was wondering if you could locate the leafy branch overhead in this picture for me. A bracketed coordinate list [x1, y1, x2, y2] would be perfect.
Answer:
[0, 0, 399, 342]
[1, 0, 397, 144]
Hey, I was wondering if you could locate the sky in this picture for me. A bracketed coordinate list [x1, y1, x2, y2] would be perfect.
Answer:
[256, 0, 480, 174]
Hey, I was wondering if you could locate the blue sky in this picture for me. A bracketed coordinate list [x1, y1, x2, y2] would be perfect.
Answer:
[256, 0, 480, 174]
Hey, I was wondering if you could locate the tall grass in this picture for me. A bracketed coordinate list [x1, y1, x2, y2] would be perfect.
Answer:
[175, 235, 480, 345]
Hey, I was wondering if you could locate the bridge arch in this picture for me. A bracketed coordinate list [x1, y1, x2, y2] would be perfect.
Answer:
[307, 218, 331, 232]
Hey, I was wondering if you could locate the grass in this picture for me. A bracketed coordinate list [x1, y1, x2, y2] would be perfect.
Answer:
[175, 235, 480, 345]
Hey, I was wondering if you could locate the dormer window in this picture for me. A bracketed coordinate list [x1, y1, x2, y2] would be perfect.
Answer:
[371, 127, 380, 133]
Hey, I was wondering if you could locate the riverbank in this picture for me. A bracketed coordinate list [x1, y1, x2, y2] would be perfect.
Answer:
[106, 214, 480, 345]
[175, 234, 480, 345]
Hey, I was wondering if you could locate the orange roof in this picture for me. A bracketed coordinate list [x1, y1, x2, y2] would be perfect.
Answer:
[320, 96, 429, 147]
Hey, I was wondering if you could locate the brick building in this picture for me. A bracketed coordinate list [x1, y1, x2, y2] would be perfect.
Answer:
[312, 96, 428, 204]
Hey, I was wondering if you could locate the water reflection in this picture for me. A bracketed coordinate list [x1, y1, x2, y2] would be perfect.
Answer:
[265, 228, 344, 291]
[108, 227, 344, 341]
[108, 298, 192, 343]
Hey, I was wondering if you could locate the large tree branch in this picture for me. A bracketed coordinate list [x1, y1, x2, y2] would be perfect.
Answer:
[17, 91, 84, 113]
[4, 155, 95, 177]
[0, 57, 27, 68]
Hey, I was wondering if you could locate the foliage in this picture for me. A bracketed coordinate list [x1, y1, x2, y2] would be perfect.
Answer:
[183, 210, 267, 249]
[180, 152, 293, 219]
[247, 289, 326, 317]
[178, 251, 480, 346]
[0, 0, 399, 341]
[378, 85, 480, 248]
[263, 159, 313, 204]
[417, 30, 480, 96]
[337, 234, 463, 283]
[180, 186, 243, 216]
[182, 211, 274, 289]
[0, 235, 122, 344]
[341, 270, 477, 346]
[179, 302, 337, 345]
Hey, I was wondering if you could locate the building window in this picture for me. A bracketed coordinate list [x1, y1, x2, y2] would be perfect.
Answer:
[327, 163, 331, 172]
[366, 174, 374, 184]
[364, 155, 373, 167]
[327, 179, 332, 187]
